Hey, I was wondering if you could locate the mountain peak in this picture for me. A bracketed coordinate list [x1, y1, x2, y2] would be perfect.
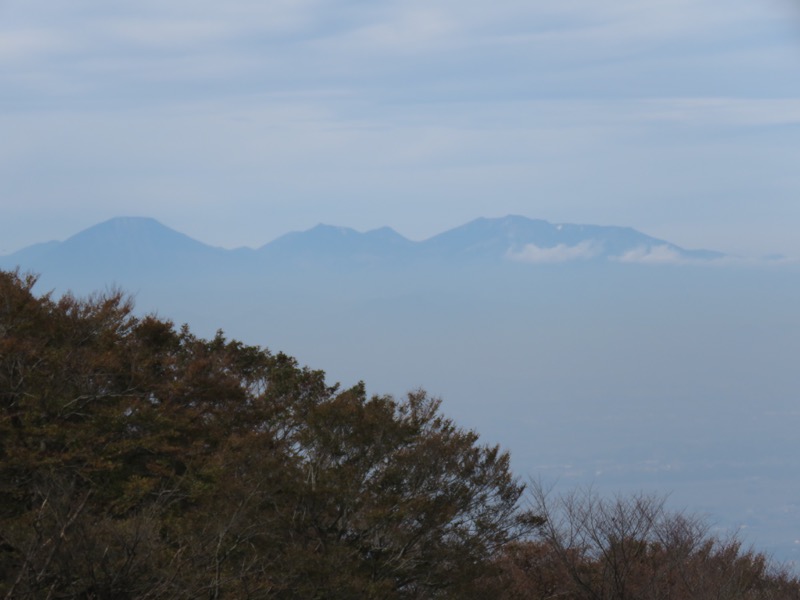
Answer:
[0, 216, 224, 282]
[419, 215, 724, 264]
[67, 216, 177, 241]
[259, 222, 414, 265]
[57, 217, 220, 261]
[309, 223, 355, 235]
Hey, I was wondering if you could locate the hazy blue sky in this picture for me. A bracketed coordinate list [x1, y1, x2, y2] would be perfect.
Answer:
[2, 0, 800, 256]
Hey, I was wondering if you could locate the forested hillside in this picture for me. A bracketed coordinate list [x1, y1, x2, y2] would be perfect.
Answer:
[1, 269, 798, 599]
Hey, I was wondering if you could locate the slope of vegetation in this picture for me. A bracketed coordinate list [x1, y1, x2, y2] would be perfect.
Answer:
[1, 269, 797, 599]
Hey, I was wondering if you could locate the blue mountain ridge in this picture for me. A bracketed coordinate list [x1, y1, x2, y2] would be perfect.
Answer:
[259, 223, 415, 266]
[420, 216, 723, 263]
[3, 217, 229, 272]
[0, 215, 726, 275]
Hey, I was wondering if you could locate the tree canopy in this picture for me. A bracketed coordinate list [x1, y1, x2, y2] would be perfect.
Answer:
[0, 269, 537, 599]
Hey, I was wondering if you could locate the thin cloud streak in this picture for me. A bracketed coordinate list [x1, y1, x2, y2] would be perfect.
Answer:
[507, 242, 600, 264]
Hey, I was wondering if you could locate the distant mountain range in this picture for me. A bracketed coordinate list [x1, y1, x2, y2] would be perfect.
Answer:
[1, 215, 726, 281]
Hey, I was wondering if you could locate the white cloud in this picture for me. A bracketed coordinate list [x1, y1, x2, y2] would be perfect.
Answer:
[0, 29, 71, 64]
[344, 9, 457, 54]
[637, 98, 800, 128]
[615, 245, 686, 264]
[507, 241, 601, 264]
[618, 245, 800, 266]
[104, 19, 235, 49]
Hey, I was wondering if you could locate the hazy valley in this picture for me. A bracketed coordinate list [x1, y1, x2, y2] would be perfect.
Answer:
[3, 215, 799, 563]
